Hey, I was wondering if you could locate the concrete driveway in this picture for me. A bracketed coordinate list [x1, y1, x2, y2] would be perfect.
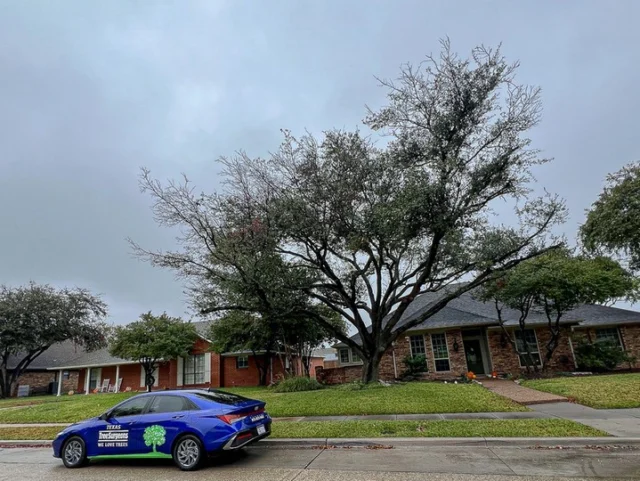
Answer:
[0, 445, 639, 480]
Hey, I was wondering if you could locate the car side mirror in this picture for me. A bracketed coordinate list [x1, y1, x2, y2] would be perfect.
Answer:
[99, 411, 111, 421]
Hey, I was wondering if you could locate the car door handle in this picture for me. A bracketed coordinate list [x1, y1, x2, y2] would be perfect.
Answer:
[172, 415, 184, 419]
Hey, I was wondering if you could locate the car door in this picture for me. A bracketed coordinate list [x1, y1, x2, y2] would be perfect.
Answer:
[86, 396, 152, 458]
[130, 395, 196, 458]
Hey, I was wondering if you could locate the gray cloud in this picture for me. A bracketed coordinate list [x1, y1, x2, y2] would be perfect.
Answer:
[1, 0, 638, 323]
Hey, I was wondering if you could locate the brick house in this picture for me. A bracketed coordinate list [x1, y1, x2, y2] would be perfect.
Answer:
[320, 291, 640, 383]
[6, 341, 84, 396]
[9, 320, 324, 397]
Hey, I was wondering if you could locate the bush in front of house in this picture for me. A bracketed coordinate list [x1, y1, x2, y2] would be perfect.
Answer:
[272, 376, 323, 393]
[403, 354, 428, 377]
[575, 340, 636, 372]
[335, 380, 386, 391]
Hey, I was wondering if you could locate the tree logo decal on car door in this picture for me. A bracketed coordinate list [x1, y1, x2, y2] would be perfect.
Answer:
[143, 425, 166, 452]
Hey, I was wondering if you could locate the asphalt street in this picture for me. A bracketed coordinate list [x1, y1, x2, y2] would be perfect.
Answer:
[0, 445, 639, 481]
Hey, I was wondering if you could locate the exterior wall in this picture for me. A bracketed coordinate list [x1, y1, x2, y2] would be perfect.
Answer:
[620, 325, 640, 368]
[317, 365, 363, 384]
[487, 327, 576, 374]
[13, 371, 54, 395]
[572, 326, 640, 370]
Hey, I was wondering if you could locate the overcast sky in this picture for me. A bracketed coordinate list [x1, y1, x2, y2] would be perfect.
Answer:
[1, 0, 639, 324]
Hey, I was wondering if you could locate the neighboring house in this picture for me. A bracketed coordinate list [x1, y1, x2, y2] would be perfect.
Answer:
[7, 341, 85, 396]
[321, 290, 640, 383]
[311, 347, 338, 369]
[27, 321, 324, 396]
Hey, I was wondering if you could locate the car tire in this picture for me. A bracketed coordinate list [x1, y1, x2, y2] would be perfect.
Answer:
[172, 434, 205, 471]
[62, 436, 88, 469]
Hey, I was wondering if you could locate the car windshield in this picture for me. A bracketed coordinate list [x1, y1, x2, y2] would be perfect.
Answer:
[192, 390, 251, 406]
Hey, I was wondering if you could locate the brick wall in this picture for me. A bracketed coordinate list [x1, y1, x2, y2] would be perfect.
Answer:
[487, 327, 576, 374]
[316, 365, 363, 384]
[572, 326, 640, 370]
[620, 325, 640, 368]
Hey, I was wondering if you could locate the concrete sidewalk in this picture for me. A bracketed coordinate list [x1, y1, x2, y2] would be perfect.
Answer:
[531, 403, 640, 437]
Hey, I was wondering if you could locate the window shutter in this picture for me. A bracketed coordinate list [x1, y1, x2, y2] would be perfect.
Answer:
[140, 365, 145, 388]
[177, 357, 184, 386]
[204, 353, 212, 384]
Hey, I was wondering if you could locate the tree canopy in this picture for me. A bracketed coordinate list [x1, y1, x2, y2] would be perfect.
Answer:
[109, 312, 198, 391]
[0, 282, 108, 398]
[581, 162, 640, 270]
[132, 41, 565, 381]
[477, 250, 636, 370]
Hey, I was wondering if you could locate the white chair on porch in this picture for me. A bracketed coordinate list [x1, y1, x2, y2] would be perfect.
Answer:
[100, 379, 110, 393]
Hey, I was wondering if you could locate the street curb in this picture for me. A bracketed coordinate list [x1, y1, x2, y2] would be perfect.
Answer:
[3, 437, 640, 450]
[256, 437, 640, 448]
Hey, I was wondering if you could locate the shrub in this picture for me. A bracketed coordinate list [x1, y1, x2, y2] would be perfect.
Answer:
[335, 381, 386, 391]
[272, 376, 323, 393]
[575, 340, 636, 372]
[403, 354, 428, 376]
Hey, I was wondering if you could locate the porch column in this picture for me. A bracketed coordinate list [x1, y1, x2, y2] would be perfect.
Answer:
[56, 370, 63, 396]
[84, 368, 90, 395]
[115, 365, 120, 393]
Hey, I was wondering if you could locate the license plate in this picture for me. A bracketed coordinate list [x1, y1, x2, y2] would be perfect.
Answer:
[251, 413, 265, 422]
[257, 425, 266, 435]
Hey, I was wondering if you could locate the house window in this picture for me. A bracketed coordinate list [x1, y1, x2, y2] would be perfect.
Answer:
[351, 350, 361, 363]
[514, 329, 542, 367]
[236, 356, 249, 369]
[410, 335, 426, 357]
[595, 328, 622, 348]
[62, 371, 70, 381]
[339, 348, 350, 364]
[184, 354, 206, 384]
[431, 333, 450, 371]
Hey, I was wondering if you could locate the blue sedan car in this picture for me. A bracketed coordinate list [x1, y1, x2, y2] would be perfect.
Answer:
[52, 389, 272, 471]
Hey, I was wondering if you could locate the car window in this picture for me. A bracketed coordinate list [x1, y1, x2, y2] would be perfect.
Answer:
[110, 396, 149, 418]
[192, 390, 250, 406]
[147, 395, 194, 414]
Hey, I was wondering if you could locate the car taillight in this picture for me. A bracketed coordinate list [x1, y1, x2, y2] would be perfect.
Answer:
[217, 408, 264, 425]
[217, 414, 247, 424]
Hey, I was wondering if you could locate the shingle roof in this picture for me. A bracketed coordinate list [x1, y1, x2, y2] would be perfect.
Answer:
[8, 340, 87, 370]
[41, 320, 214, 370]
[338, 287, 640, 346]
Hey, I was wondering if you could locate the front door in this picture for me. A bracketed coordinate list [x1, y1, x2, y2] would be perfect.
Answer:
[463, 339, 485, 374]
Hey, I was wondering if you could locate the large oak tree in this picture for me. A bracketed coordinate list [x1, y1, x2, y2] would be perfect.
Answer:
[132, 41, 565, 381]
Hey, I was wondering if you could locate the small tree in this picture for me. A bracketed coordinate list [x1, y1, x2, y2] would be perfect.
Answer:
[209, 312, 277, 386]
[208, 310, 344, 384]
[478, 250, 636, 372]
[0, 283, 107, 398]
[109, 312, 198, 391]
[143, 425, 166, 452]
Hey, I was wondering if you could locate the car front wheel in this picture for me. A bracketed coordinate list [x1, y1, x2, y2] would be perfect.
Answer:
[62, 436, 87, 468]
[173, 434, 205, 471]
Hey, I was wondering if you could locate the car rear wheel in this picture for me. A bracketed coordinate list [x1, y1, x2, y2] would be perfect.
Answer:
[173, 434, 205, 471]
[62, 436, 87, 468]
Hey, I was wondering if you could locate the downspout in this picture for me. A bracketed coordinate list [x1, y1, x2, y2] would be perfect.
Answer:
[568, 327, 578, 369]
[392, 342, 398, 379]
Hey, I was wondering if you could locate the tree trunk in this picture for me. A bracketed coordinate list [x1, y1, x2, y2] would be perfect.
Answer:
[361, 354, 382, 383]
[0, 365, 8, 399]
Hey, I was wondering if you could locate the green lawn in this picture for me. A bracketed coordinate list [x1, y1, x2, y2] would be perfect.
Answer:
[0, 393, 136, 423]
[272, 419, 607, 438]
[0, 419, 606, 440]
[0, 383, 525, 424]
[224, 383, 526, 418]
[522, 373, 640, 409]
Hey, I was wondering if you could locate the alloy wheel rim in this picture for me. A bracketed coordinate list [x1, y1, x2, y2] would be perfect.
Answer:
[64, 440, 83, 465]
[177, 439, 199, 467]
